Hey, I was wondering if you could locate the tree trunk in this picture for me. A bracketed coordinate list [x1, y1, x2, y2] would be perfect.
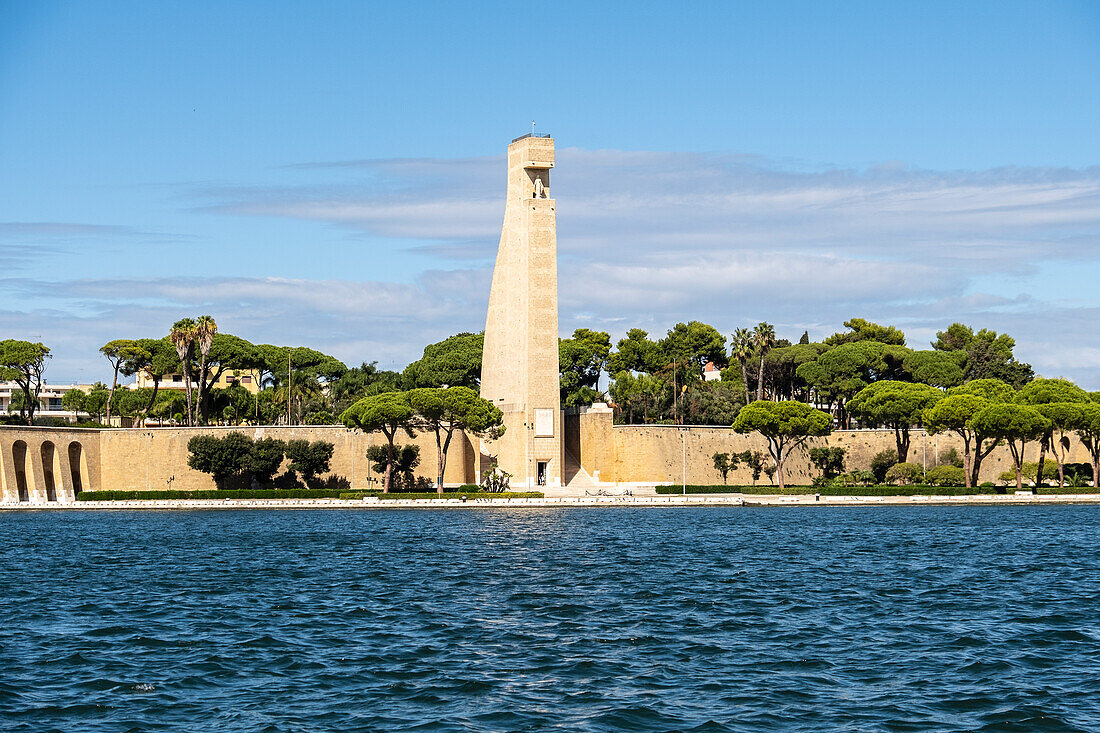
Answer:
[383, 434, 395, 493]
[770, 439, 784, 491]
[437, 428, 454, 494]
[959, 433, 973, 489]
[1009, 441, 1024, 492]
[1035, 437, 1049, 489]
[107, 363, 120, 424]
[756, 358, 766, 402]
[896, 426, 910, 464]
[740, 360, 751, 405]
[21, 383, 34, 426]
[195, 356, 208, 425]
[1093, 451, 1099, 489]
[144, 378, 161, 424]
[182, 367, 193, 427]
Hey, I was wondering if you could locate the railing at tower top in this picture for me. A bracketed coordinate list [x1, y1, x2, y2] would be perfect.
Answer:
[511, 133, 552, 143]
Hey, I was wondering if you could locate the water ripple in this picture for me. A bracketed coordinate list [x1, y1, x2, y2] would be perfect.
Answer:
[3, 506, 1100, 731]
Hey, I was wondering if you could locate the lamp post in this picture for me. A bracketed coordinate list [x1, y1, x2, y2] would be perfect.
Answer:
[680, 427, 689, 495]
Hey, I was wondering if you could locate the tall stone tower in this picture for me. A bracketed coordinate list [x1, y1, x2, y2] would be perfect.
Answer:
[480, 134, 563, 488]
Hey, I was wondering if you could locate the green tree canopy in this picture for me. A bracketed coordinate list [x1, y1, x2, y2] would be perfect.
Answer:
[1073, 403, 1100, 490]
[187, 432, 253, 488]
[658, 321, 726, 377]
[847, 380, 943, 462]
[1014, 378, 1091, 486]
[559, 328, 611, 407]
[403, 332, 483, 389]
[329, 361, 405, 406]
[732, 400, 832, 490]
[932, 323, 1034, 387]
[795, 341, 902, 426]
[947, 378, 1015, 403]
[924, 393, 997, 489]
[101, 339, 150, 423]
[608, 328, 661, 375]
[340, 391, 417, 492]
[824, 318, 906, 346]
[285, 439, 334, 485]
[62, 388, 86, 414]
[902, 350, 966, 388]
[0, 339, 51, 425]
[970, 403, 1050, 492]
[407, 386, 504, 491]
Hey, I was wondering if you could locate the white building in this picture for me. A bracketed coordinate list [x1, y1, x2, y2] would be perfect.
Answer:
[0, 381, 97, 422]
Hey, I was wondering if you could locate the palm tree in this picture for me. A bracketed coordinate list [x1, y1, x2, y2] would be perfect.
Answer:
[731, 327, 753, 405]
[753, 322, 776, 402]
[169, 318, 196, 426]
[193, 315, 217, 424]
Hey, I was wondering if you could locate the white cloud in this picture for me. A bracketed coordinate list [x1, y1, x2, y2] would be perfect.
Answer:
[8, 149, 1100, 385]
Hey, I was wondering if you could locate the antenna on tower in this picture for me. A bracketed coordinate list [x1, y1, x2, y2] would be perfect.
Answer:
[531, 120, 536, 135]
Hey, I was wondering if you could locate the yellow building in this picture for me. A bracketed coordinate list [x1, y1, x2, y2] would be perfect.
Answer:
[134, 369, 263, 394]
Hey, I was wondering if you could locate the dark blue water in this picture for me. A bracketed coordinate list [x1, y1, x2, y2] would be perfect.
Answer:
[3, 507, 1100, 732]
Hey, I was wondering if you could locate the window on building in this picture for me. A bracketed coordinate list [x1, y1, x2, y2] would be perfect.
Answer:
[241, 376, 252, 384]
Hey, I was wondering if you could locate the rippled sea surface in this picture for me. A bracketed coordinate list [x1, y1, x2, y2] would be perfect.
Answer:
[4, 507, 1100, 731]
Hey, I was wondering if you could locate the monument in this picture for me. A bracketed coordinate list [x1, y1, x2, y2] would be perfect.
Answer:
[480, 134, 563, 487]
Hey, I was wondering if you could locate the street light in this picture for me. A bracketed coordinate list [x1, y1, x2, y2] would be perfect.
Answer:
[680, 427, 690, 495]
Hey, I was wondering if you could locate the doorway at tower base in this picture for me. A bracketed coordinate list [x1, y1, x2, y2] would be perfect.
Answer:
[478, 408, 565, 489]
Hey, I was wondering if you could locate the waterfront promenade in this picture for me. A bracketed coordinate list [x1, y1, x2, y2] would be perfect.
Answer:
[6, 491, 1100, 510]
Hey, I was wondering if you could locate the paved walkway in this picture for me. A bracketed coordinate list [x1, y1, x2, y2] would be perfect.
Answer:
[5, 493, 1100, 510]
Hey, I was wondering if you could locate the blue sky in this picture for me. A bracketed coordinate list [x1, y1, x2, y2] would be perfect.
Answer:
[1, 1, 1099, 384]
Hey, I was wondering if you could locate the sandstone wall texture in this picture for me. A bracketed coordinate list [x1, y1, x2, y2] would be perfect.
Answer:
[0, 426, 101, 502]
[0, 425, 476, 496]
[573, 409, 1095, 486]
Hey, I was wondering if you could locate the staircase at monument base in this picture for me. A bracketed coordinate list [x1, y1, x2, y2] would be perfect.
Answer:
[562, 449, 597, 490]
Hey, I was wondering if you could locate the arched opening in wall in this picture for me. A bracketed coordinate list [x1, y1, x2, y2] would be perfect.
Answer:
[12, 440, 30, 502]
[41, 441, 59, 502]
[0, 442, 7, 501]
[68, 442, 86, 496]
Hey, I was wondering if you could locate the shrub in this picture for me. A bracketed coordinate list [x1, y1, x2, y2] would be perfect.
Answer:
[286, 439, 335, 484]
[885, 462, 924, 486]
[78, 488, 352, 501]
[850, 470, 876, 486]
[654, 484, 978, 496]
[938, 447, 964, 468]
[377, 491, 543, 500]
[187, 432, 253, 488]
[998, 460, 1058, 484]
[870, 450, 898, 483]
[809, 447, 846, 479]
[924, 465, 965, 487]
[366, 444, 422, 490]
[247, 437, 286, 484]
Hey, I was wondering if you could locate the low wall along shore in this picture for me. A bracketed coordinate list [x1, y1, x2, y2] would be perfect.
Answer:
[0, 409, 1094, 504]
[0, 425, 477, 502]
[566, 407, 1094, 487]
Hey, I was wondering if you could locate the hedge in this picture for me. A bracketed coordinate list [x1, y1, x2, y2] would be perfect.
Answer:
[654, 484, 1061, 496]
[76, 488, 367, 501]
[340, 491, 545, 500]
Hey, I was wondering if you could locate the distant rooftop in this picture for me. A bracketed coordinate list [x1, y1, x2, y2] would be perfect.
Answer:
[511, 133, 552, 143]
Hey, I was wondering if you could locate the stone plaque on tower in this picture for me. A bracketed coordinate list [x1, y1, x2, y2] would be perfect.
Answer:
[479, 134, 564, 487]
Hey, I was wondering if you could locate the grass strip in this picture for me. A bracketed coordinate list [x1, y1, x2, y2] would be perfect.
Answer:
[655, 485, 1100, 496]
[76, 488, 372, 501]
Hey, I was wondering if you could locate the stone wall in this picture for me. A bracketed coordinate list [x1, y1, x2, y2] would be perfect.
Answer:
[0, 425, 477, 496]
[574, 408, 1095, 486]
[0, 426, 102, 502]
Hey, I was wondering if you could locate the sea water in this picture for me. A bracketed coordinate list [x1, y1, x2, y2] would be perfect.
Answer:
[2, 506, 1100, 731]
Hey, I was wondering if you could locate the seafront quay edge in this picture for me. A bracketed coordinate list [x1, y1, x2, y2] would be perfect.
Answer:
[5, 493, 1100, 510]
[1, 420, 1090, 501]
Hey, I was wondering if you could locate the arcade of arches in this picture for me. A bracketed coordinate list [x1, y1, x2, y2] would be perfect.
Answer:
[0, 428, 97, 503]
